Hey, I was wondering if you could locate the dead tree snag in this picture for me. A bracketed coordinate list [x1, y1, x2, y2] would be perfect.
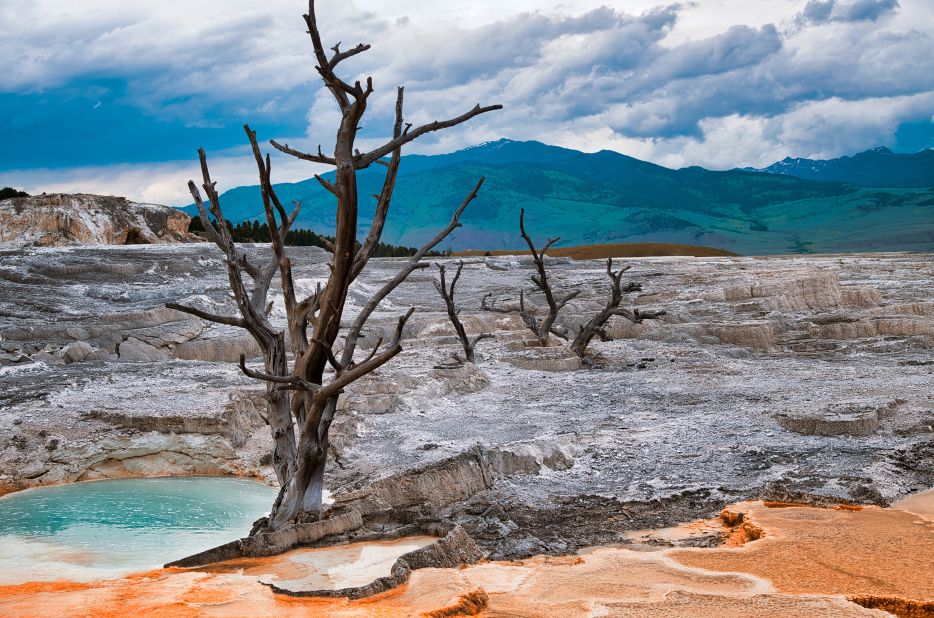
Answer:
[569, 258, 666, 359]
[171, 0, 500, 533]
[434, 261, 494, 364]
[517, 209, 579, 345]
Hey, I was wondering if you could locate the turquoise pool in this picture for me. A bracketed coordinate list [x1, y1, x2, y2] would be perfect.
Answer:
[0, 477, 277, 584]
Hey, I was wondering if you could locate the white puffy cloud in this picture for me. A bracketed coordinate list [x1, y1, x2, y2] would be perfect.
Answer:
[0, 149, 326, 206]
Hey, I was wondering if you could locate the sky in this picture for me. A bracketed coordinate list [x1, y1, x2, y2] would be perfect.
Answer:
[1, 0, 933, 205]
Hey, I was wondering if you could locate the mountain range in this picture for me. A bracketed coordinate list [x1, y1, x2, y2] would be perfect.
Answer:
[182, 140, 934, 255]
[745, 146, 934, 188]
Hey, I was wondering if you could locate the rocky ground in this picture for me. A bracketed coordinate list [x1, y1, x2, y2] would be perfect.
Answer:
[1, 244, 932, 559]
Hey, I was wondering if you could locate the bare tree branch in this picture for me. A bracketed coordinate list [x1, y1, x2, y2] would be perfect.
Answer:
[245, 125, 305, 355]
[480, 292, 513, 314]
[435, 261, 493, 364]
[352, 87, 405, 279]
[350, 336, 383, 368]
[516, 209, 579, 345]
[328, 41, 371, 69]
[318, 307, 414, 401]
[355, 104, 503, 169]
[312, 337, 344, 373]
[339, 177, 485, 369]
[189, 150, 274, 336]
[269, 140, 337, 166]
[471, 333, 496, 347]
[303, 0, 357, 108]
[166, 302, 246, 328]
[239, 354, 319, 392]
[569, 258, 666, 358]
[314, 174, 339, 196]
[173, 143, 299, 491]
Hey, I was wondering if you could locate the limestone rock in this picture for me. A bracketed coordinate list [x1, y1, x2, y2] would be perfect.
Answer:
[808, 317, 934, 340]
[872, 302, 934, 317]
[174, 334, 262, 362]
[337, 374, 419, 415]
[518, 255, 571, 267]
[61, 341, 93, 364]
[0, 193, 198, 248]
[776, 400, 902, 437]
[117, 337, 168, 362]
[86, 350, 117, 362]
[721, 273, 844, 311]
[0, 352, 30, 366]
[64, 326, 90, 341]
[429, 363, 490, 395]
[485, 440, 575, 476]
[705, 322, 776, 349]
[2, 244, 933, 540]
[507, 343, 582, 371]
[841, 287, 883, 307]
[334, 449, 495, 516]
[122, 319, 203, 347]
[333, 442, 575, 518]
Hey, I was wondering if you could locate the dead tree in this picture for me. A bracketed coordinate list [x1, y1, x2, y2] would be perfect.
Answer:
[517, 208, 579, 345]
[569, 258, 666, 358]
[167, 142, 299, 490]
[434, 261, 493, 364]
[172, 0, 500, 532]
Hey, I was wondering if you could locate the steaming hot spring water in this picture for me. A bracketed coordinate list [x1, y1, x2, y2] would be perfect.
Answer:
[0, 477, 432, 589]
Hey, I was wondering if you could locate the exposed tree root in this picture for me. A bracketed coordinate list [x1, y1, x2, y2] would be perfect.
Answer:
[164, 510, 363, 568]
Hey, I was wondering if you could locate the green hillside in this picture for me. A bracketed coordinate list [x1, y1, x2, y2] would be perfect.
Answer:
[182, 139, 934, 255]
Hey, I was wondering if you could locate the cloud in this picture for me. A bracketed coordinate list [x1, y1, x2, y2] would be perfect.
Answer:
[759, 91, 934, 157]
[1, 0, 932, 204]
[0, 147, 326, 206]
[799, 0, 900, 24]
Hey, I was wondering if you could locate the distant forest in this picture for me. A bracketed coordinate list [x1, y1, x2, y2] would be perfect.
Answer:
[189, 215, 435, 258]
[0, 187, 29, 199]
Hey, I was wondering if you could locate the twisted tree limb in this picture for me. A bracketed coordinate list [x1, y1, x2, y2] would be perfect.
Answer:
[340, 177, 485, 370]
[517, 209, 580, 345]
[434, 261, 494, 364]
[168, 136, 300, 488]
[569, 258, 666, 358]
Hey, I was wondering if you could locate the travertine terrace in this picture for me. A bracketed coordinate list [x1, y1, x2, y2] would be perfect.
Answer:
[1, 245, 932, 557]
[0, 194, 197, 248]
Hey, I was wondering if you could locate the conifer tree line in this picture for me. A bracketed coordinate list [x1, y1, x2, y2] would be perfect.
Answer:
[189, 215, 440, 258]
[0, 187, 29, 199]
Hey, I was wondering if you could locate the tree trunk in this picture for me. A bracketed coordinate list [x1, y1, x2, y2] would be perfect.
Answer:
[269, 394, 335, 528]
[301, 448, 327, 513]
[264, 335, 297, 486]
